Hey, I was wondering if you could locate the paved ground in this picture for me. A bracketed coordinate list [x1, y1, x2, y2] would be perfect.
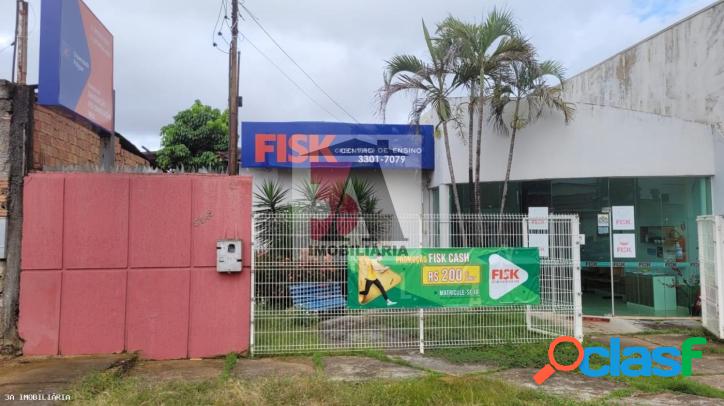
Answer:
[0, 354, 132, 405]
[131, 359, 225, 382]
[0, 318, 722, 404]
[322, 356, 425, 381]
[492, 367, 625, 402]
[583, 317, 702, 336]
[393, 351, 495, 376]
[235, 357, 316, 379]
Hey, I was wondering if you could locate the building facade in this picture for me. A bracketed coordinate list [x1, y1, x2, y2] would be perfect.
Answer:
[422, 1, 724, 316]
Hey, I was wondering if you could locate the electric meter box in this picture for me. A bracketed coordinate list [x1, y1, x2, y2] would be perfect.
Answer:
[216, 239, 243, 273]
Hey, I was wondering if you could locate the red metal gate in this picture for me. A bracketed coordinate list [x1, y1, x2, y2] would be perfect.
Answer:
[18, 173, 252, 359]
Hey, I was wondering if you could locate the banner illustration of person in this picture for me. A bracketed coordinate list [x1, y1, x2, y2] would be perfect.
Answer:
[357, 256, 401, 306]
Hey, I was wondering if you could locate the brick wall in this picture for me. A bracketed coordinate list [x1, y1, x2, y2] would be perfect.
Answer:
[33, 105, 102, 169]
[114, 138, 149, 167]
[32, 105, 148, 170]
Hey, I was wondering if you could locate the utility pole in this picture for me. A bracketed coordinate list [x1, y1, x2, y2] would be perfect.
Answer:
[14, 1, 29, 84]
[227, 0, 240, 175]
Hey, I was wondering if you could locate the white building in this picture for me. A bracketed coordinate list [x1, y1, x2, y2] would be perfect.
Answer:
[421, 1, 724, 316]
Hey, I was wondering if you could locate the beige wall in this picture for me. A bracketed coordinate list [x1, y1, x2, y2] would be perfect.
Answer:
[564, 1, 724, 129]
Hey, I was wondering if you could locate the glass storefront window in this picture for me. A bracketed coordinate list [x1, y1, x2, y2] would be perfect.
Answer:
[446, 176, 712, 317]
[611, 177, 710, 317]
[552, 179, 609, 262]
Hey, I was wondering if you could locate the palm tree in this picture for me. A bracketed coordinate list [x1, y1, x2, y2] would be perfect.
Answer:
[253, 179, 293, 255]
[438, 10, 531, 214]
[437, 18, 479, 213]
[295, 178, 330, 215]
[491, 59, 574, 214]
[379, 20, 467, 243]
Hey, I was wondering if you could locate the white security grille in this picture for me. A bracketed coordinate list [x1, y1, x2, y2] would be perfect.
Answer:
[697, 215, 724, 339]
[251, 213, 582, 355]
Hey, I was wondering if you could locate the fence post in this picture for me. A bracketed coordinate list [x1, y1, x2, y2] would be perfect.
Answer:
[418, 308, 425, 354]
[717, 217, 724, 339]
[249, 235, 256, 357]
[697, 216, 710, 336]
[523, 218, 532, 330]
[418, 215, 425, 354]
[571, 216, 584, 341]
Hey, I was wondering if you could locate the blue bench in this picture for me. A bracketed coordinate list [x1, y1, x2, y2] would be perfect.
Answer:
[289, 283, 345, 312]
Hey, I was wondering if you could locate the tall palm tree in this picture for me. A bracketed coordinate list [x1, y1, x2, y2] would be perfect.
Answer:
[437, 18, 479, 213]
[438, 10, 531, 214]
[379, 21, 466, 230]
[491, 59, 574, 214]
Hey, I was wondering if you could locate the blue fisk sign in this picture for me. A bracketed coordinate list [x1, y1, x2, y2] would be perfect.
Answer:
[241, 122, 434, 169]
[39, 0, 114, 132]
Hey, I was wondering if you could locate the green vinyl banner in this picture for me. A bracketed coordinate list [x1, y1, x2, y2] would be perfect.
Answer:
[347, 248, 540, 309]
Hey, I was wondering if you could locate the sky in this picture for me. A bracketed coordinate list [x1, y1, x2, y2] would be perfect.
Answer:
[0, 0, 717, 151]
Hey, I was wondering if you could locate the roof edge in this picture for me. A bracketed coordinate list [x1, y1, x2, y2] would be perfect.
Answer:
[565, 0, 723, 83]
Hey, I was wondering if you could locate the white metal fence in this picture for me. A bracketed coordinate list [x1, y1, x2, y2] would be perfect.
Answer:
[251, 213, 582, 355]
[697, 215, 724, 339]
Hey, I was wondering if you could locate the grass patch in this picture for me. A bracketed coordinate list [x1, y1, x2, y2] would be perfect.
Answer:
[428, 340, 583, 369]
[69, 370, 130, 401]
[311, 352, 324, 372]
[612, 375, 724, 399]
[254, 311, 322, 351]
[429, 337, 724, 400]
[253, 308, 547, 355]
[220, 353, 239, 380]
[69, 373, 584, 405]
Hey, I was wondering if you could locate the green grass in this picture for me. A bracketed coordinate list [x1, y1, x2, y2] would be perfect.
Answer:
[607, 375, 724, 399]
[429, 338, 724, 400]
[254, 311, 321, 350]
[254, 309, 542, 355]
[69, 369, 131, 401]
[220, 353, 239, 381]
[68, 372, 585, 406]
[428, 340, 582, 369]
[311, 352, 324, 372]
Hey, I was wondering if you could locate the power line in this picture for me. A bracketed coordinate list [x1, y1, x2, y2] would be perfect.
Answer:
[211, 0, 225, 46]
[0, 43, 14, 55]
[212, 1, 342, 120]
[241, 33, 343, 121]
[239, 2, 359, 123]
[211, 0, 231, 54]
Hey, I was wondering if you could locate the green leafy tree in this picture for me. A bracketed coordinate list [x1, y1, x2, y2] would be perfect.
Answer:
[156, 100, 229, 171]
